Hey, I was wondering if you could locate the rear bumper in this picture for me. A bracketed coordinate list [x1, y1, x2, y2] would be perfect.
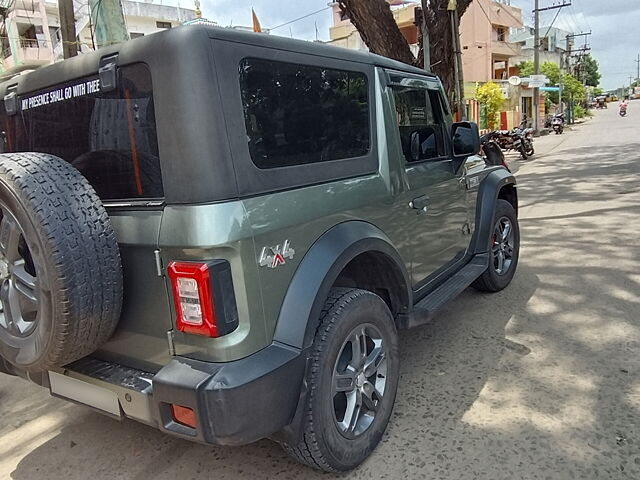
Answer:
[60, 343, 306, 446]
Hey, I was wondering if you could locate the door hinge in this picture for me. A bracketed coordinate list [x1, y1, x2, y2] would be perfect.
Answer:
[4, 86, 18, 116]
[98, 54, 118, 92]
[167, 330, 176, 356]
[154, 249, 163, 276]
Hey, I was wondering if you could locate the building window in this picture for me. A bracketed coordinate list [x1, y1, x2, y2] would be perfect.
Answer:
[130, 32, 144, 39]
[239, 58, 370, 169]
[156, 21, 172, 29]
[494, 26, 506, 42]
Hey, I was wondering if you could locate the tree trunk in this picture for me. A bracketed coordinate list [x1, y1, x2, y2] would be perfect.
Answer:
[421, 0, 472, 108]
[337, 0, 415, 66]
[338, 0, 473, 112]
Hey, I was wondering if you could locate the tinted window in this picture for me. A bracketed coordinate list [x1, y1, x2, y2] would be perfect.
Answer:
[393, 87, 446, 162]
[1, 63, 162, 200]
[239, 58, 370, 169]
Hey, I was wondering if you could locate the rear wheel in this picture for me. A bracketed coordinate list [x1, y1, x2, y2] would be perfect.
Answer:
[524, 141, 535, 157]
[473, 199, 520, 292]
[519, 145, 528, 160]
[283, 288, 399, 472]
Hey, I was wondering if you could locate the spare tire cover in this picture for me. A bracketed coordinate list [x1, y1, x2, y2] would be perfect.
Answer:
[0, 152, 123, 372]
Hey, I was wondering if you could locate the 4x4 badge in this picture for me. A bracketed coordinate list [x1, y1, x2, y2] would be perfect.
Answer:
[259, 240, 295, 269]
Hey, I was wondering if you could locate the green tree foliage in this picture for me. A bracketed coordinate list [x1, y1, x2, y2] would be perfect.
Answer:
[516, 60, 534, 77]
[562, 73, 586, 101]
[582, 54, 601, 87]
[515, 60, 560, 83]
[475, 82, 504, 130]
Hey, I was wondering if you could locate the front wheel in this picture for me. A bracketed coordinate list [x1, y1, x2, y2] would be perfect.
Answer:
[282, 288, 400, 472]
[473, 199, 520, 292]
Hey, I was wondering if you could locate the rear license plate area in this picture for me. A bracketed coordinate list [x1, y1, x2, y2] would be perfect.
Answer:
[49, 371, 121, 417]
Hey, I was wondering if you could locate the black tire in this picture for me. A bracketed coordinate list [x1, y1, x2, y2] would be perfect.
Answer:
[525, 142, 535, 157]
[282, 288, 399, 472]
[473, 199, 520, 292]
[519, 145, 528, 160]
[0, 152, 122, 372]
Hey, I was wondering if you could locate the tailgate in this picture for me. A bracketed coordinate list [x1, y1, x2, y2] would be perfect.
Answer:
[97, 208, 173, 372]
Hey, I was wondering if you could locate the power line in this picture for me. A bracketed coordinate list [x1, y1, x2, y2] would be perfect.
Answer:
[269, 6, 331, 32]
[541, 6, 563, 45]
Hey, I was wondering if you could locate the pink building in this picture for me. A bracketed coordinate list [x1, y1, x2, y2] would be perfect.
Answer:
[459, 0, 523, 82]
[327, 0, 527, 128]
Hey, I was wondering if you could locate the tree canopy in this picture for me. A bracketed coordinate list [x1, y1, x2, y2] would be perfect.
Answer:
[475, 82, 504, 130]
[337, 0, 473, 112]
[515, 60, 585, 104]
[581, 54, 601, 87]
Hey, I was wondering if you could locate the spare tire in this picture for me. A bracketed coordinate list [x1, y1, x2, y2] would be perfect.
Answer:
[0, 152, 122, 372]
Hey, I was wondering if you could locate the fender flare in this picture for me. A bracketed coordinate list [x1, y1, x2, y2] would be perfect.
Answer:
[470, 168, 518, 254]
[273, 221, 411, 351]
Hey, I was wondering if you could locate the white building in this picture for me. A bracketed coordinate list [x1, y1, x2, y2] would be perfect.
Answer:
[0, 0, 196, 78]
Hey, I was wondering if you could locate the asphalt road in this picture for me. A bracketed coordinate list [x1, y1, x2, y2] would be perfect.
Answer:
[2, 105, 639, 479]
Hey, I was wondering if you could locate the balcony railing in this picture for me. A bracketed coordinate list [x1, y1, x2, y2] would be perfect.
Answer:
[2, 38, 46, 58]
[19, 38, 40, 48]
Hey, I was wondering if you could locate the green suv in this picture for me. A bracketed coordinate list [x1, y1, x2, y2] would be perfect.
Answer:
[0, 26, 519, 471]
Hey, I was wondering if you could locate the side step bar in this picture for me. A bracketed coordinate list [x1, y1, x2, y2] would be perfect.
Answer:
[398, 254, 489, 329]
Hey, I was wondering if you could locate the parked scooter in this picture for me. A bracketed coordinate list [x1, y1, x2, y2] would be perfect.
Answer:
[551, 113, 565, 134]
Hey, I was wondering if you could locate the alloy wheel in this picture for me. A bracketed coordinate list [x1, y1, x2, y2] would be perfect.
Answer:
[332, 324, 388, 439]
[491, 216, 515, 276]
[0, 205, 40, 338]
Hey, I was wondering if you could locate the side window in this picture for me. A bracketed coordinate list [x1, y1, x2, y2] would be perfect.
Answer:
[393, 86, 446, 163]
[239, 58, 370, 169]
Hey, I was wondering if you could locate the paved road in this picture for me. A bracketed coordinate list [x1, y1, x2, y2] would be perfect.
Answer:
[2, 106, 639, 479]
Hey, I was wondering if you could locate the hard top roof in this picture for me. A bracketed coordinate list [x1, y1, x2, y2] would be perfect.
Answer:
[204, 25, 433, 77]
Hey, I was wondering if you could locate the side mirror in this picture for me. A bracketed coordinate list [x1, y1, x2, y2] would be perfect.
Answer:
[409, 127, 437, 162]
[451, 121, 480, 159]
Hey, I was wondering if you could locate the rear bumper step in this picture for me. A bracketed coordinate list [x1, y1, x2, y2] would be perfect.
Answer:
[57, 343, 306, 445]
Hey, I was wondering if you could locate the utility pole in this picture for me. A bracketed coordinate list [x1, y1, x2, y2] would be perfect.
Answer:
[448, 0, 466, 120]
[89, 0, 129, 48]
[533, 1, 572, 134]
[533, 0, 540, 134]
[636, 54, 640, 83]
[414, 7, 430, 72]
[58, 0, 78, 58]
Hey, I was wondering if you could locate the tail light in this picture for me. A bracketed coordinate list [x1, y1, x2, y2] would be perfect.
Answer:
[167, 260, 239, 338]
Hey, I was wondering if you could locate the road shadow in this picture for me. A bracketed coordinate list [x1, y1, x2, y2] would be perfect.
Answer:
[6, 268, 539, 480]
[6, 134, 640, 479]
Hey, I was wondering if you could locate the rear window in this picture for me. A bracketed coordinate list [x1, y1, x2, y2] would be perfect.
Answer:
[1, 63, 162, 200]
[239, 58, 370, 169]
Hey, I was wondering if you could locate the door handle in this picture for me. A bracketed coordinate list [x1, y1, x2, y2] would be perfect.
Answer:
[409, 195, 430, 212]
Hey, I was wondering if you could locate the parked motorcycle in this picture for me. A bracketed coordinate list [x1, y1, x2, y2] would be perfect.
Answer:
[493, 121, 533, 160]
[551, 113, 565, 134]
[518, 123, 535, 157]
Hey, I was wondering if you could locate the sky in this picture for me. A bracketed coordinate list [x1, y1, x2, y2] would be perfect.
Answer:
[163, 0, 639, 91]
